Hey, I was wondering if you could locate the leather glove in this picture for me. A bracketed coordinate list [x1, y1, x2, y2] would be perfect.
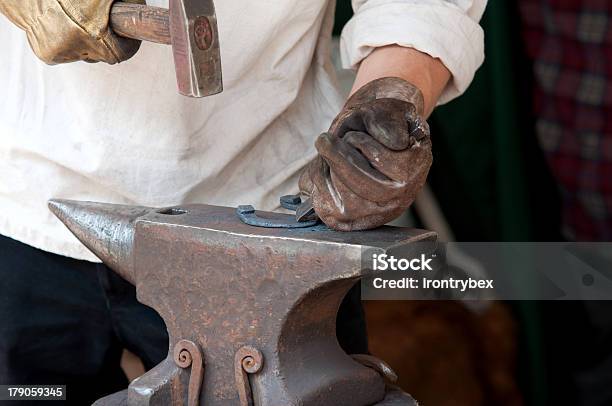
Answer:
[0, 0, 143, 64]
[299, 77, 432, 231]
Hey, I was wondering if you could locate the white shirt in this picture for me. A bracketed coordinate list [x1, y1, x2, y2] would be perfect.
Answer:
[0, 0, 486, 262]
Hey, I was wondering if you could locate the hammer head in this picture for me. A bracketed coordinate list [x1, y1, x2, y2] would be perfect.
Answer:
[170, 0, 222, 97]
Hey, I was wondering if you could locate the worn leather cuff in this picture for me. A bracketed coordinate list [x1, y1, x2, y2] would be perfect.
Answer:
[330, 77, 425, 136]
[345, 77, 424, 115]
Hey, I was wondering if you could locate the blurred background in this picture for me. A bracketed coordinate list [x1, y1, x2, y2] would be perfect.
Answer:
[331, 1, 612, 405]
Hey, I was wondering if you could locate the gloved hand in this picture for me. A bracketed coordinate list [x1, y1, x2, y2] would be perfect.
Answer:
[0, 0, 143, 64]
[299, 77, 432, 231]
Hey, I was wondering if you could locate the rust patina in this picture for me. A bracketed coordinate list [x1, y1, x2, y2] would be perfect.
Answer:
[49, 200, 431, 405]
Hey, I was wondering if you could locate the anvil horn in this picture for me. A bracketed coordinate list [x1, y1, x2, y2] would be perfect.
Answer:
[48, 200, 150, 285]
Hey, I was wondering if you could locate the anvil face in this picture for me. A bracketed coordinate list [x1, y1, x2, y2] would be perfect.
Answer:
[49, 200, 435, 406]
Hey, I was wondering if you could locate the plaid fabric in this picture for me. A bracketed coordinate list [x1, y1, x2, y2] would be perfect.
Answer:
[519, 0, 612, 241]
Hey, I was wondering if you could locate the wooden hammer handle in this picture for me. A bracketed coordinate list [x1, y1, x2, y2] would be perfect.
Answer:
[110, 2, 171, 45]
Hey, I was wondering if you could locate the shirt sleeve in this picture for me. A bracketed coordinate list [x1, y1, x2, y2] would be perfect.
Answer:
[340, 0, 487, 104]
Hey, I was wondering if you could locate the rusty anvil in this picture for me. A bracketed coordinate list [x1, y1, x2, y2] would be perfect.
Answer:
[49, 200, 434, 405]
[110, 0, 222, 97]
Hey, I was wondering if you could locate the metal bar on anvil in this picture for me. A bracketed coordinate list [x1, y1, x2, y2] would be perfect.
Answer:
[49, 200, 435, 406]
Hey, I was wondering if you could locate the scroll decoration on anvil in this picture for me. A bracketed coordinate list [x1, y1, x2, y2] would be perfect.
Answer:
[48, 199, 434, 405]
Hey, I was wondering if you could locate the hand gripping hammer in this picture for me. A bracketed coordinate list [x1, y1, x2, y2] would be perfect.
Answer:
[110, 0, 222, 97]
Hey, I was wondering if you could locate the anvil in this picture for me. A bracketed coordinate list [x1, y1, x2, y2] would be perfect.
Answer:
[49, 200, 435, 405]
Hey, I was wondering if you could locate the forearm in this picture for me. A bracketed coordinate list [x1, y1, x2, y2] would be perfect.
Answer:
[350, 45, 451, 117]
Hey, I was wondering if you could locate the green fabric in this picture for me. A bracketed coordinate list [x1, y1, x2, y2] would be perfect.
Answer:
[333, 1, 353, 36]
[431, 3, 546, 403]
[431, 4, 545, 401]
[430, 4, 533, 241]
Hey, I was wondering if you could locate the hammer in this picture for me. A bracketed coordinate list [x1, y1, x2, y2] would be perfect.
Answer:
[110, 0, 222, 98]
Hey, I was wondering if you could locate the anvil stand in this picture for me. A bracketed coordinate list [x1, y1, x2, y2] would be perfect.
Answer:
[49, 199, 435, 405]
